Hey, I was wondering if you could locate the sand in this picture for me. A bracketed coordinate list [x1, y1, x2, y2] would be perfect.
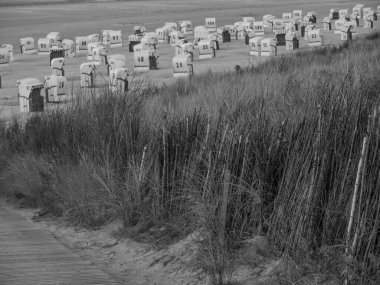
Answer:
[1, 0, 379, 118]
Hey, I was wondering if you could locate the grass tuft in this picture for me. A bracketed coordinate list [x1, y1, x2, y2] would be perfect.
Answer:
[2, 32, 380, 284]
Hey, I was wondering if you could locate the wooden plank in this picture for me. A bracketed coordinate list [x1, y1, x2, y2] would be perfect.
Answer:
[0, 206, 120, 285]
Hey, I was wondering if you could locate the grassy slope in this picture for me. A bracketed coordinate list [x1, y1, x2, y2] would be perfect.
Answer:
[1, 33, 380, 284]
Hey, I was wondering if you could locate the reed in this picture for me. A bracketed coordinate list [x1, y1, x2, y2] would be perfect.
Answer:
[1, 32, 380, 284]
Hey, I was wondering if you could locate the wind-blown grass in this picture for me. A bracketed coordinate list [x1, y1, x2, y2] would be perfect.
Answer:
[1, 32, 380, 284]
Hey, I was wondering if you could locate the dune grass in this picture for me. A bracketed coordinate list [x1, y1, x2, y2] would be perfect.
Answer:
[1, 32, 380, 284]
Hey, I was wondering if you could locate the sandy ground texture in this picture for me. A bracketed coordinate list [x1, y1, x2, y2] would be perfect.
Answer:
[0, 199, 207, 285]
[0, 0, 380, 119]
[39, 222, 208, 285]
[1, 198, 340, 285]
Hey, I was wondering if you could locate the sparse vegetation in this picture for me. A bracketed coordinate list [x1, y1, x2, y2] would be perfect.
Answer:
[1, 32, 380, 284]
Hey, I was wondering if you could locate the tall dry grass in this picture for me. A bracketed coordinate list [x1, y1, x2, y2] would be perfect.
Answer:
[1, 32, 380, 283]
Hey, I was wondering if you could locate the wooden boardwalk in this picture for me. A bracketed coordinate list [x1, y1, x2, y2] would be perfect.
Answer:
[0, 206, 120, 285]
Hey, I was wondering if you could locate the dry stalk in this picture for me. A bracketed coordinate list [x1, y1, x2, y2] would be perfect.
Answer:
[217, 123, 229, 160]
[238, 135, 249, 187]
[138, 145, 147, 184]
[345, 134, 369, 285]
[161, 124, 167, 215]
[220, 169, 230, 245]
[202, 151, 212, 199]
[170, 143, 179, 210]
[346, 136, 368, 247]
[351, 113, 374, 256]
